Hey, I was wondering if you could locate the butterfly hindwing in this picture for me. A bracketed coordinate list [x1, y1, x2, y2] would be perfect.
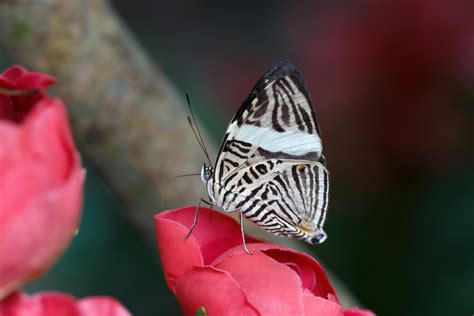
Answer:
[212, 158, 329, 243]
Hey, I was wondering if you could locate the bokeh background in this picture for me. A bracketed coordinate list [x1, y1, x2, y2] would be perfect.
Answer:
[2, 1, 473, 315]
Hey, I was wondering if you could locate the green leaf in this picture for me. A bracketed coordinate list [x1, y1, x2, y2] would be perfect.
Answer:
[194, 306, 207, 316]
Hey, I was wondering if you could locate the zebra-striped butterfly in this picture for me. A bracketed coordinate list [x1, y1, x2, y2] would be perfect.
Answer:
[193, 60, 329, 250]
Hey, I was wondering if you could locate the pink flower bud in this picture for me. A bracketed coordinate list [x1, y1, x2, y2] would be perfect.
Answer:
[0, 66, 85, 298]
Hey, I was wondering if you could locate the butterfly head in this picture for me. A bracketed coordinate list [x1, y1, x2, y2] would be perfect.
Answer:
[200, 163, 214, 184]
[310, 230, 327, 245]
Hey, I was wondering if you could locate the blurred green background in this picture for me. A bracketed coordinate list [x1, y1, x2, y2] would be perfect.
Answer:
[3, 1, 472, 315]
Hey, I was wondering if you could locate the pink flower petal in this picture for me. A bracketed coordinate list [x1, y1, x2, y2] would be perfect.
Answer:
[261, 248, 337, 301]
[159, 206, 251, 264]
[33, 292, 81, 316]
[0, 77, 13, 88]
[155, 206, 259, 292]
[174, 266, 259, 316]
[0, 167, 84, 298]
[78, 297, 131, 316]
[211, 243, 338, 302]
[24, 98, 76, 183]
[0, 292, 131, 316]
[1, 65, 28, 82]
[213, 251, 305, 315]
[302, 289, 343, 316]
[0, 98, 84, 298]
[155, 210, 204, 293]
[0, 65, 55, 90]
[0, 66, 55, 123]
[0, 99, 77, 212]
[0, 291, 80, 316]
[15, 73, 56, 90]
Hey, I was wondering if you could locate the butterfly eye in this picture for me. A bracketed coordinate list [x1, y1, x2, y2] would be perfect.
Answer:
[311, 233, 327, 245]
[200, 164, 210, 183]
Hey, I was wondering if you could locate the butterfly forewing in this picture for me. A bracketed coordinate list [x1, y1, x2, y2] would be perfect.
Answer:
[207, 60, 329, 244]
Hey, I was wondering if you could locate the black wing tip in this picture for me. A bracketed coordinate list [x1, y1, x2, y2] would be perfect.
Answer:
[266, 59, 299, 77]
[250, 59, 304, 94]
[270, 59, 294, 69]
[232, 59, 308, 124]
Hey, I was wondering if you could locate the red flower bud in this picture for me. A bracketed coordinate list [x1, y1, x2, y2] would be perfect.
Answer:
[0, 66, 84, 298]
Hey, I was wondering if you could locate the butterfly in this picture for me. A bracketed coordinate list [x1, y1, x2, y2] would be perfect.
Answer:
[188, 60, 329, 253]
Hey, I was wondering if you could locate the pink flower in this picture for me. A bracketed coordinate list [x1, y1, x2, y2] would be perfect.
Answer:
[155, 206, 375, 316]
[0, 66, 85, 299]
[0, 291, 130, 316]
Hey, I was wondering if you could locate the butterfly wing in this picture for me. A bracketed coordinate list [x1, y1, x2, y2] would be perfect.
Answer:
[213, 60, 325, 178]
[213, 158, 329, 243]
[208, 60, 329, 243]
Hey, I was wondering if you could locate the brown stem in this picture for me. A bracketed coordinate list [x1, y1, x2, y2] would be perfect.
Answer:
[0, 0, 212, 235]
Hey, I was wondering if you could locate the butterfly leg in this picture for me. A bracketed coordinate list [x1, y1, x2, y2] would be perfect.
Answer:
[201, 198, 215, 209]
[239, 211, 252, 255]
[184, 198, 214, 241]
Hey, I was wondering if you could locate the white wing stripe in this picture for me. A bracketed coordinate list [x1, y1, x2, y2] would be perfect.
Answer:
[235, 124, 322, 156]
[313, 165, 324, 223]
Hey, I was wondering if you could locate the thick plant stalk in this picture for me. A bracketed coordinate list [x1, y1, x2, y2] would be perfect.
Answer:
[0, 0, 212, 234]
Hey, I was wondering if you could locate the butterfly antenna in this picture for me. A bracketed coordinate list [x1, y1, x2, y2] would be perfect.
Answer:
[160, 173, 201, 210]
[187, 116, 207, 156]
[186, 93, 212, 166]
